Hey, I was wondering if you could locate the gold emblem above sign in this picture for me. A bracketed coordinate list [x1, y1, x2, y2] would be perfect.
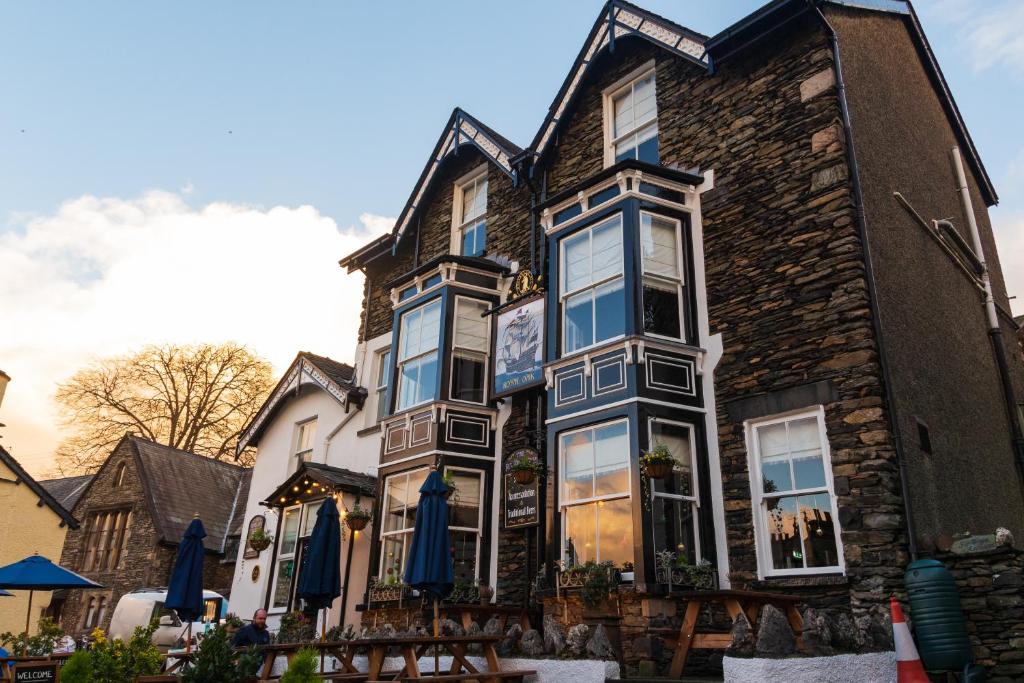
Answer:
[511, 270, 543, 299]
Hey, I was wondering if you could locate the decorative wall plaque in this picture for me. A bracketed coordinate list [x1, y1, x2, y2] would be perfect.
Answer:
[251, 565, 260, 582]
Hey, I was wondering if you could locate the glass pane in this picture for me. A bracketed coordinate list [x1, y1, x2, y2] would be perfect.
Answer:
[376, 351, 390, 387]
[415, 352, 438, 404]
[297, 420, 316, 452]
[641, 214, 679, 278]
[613, 89, 633, 137]
[652, 421, 694, 497]
[381, 536, 405, 583]
[643, 279, 681, 338]
[451, 529, 479, 582]
[762, 459, 792, 494]
[789, 418, 822, 456]
[399, 307, 420, 359]
[280, 508, 300, 555]
[562, 231, 590, 293]
[384, 476, 407, 533]
[449, 473, 481, 528]
[564, 290, 593, 352]
[564, 504, 597, 566]
[637, 130, 659, 164]
[561, 429, 594, 502]
[594, 278, 625, 343]
[454, 299, 489, 351]
[597, 498, 634, 567]
[633, 75, 657, 124]
[451, 352, 485, 403]
[461, 226, 476, 256]
[302, 500, 323, 536]
[615, 138, 637, 163]
[798, 493, 839, 568]
[758, 423, 789, 458]
[273, 559, 294, 608]
[405, 469, 429, 530]
[793, 453, 826, 490]
[652, 497, 697, 564]
[594, 421, 630, 497]
[765, 495, 802, 570]
[397, 360, 420, 411]
[420, 301, 441, 351]
[591, 218, 623, 282]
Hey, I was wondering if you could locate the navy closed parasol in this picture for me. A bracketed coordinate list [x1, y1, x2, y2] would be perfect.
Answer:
[403, 470, 454, 601]
[296, 496, 342, 611]
[165, 517, 207, 624]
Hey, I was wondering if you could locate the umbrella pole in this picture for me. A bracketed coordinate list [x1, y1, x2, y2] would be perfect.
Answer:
[433, 597, 439, 675]
[23, 590, 33, 654]
[320, 608, 327, 672]
[185, 621, 192, 655]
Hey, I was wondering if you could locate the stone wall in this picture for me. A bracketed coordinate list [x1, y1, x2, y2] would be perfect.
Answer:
[536, 19, 904, 612]
[935, 546, 1024, 681]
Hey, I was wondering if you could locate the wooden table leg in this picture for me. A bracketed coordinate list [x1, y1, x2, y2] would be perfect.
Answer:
[401, 645, 420, 679]
[519, 611, 531, 632]
[724, 599, 742, 623]
[483, 642, 501, 674]
[446, 643, 480, 675]
[668, 599, 702, 678]
[785, 605, 805, 650]
[461, 610, 473, 632]
[259, 652, 276, 681]
[745, 602, 760, 626]
[368, 646, 386, 681]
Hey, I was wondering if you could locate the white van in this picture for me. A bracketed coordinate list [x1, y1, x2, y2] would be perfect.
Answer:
[107, 588, 227, 650]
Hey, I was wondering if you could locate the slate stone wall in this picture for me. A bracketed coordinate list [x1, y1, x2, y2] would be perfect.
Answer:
[536, 18, 904, 613]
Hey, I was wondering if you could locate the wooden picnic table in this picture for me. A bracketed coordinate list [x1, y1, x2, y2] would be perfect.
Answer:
[661, 589, 804, 677]
[255, 635, 534, 682]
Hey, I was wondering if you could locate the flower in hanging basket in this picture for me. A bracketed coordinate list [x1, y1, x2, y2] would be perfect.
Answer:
[508, 451, 546, 485]
[640, 443, 678, 479]
[442, 472, 458, 500]
[345, 504, 371, 531]
[248, 527, 274, 552]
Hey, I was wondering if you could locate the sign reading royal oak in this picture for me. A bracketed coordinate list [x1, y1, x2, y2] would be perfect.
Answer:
[504, 448, 540, 529]
[493, 271, 545, 397]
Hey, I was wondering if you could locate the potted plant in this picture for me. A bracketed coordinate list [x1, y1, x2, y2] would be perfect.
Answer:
[223, 613, 244, 637]
[640, 443, 677, 480]
[508, 451, 546, 485]
[345, 504, 371, 531]
[248, 527, 274, 553]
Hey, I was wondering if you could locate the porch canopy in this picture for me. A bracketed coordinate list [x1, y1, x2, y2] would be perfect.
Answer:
[262, 462, 376, 509]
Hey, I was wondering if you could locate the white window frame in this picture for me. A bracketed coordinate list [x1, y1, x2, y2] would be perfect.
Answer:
[375, 348, 391, 421]
[292, 417, 317, 467]
[602, 61, 658, 167]
[269, 506, 301, 612]
[559, 213, 626, 354]
[378, 467, 430, 581]
[639, 211, 686, 342]
[746, 406, 845, 578]
[444, 466, 485, 581]
[396, 298, 442, 411]
[451, 165, 488, 256]
[648, 417, 701, 563]
[558, 418, 633, 566]
[449, 295, 490, 405]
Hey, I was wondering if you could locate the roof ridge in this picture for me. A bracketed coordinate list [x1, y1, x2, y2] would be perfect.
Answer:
[129, 435, 246, 471]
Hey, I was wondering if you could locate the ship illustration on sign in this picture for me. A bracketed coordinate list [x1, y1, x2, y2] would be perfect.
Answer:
[501, 306, 541, 373]
[493, 295, 545, 395]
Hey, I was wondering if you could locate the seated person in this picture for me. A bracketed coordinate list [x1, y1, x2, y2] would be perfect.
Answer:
[232, 608, 270, 648]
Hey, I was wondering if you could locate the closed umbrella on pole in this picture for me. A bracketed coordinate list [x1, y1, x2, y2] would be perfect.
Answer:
[403, 469, 454, 674]
[0, 554, 101, 652]
[165, 516, 206, 654]
[296, 495, 342, 671]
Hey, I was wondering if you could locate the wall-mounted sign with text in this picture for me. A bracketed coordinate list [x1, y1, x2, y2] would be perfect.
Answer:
[504, 448, 541, 529]
[14, 662, 58, 683]
[493, 294, 545, 398]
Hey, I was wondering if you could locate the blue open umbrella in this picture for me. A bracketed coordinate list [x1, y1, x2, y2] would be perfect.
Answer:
[404, 469, 454, 657]
[0, 554, 101, 644]
[165, 517, 206, 653]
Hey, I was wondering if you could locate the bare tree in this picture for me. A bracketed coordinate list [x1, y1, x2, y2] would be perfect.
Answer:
[54, 343, 274, 473]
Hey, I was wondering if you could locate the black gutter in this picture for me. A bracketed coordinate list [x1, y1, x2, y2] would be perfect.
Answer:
[810, 1, 918, 559]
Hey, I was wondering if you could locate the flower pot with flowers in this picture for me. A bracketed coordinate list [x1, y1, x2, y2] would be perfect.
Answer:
[248, 527, 274, 553]
[640, 443, 677, 480]
[508, 451, 546, 485]
[344, 504, 371, 531]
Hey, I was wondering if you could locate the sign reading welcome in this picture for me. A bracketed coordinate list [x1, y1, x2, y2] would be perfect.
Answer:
[14, 662, 58, 682]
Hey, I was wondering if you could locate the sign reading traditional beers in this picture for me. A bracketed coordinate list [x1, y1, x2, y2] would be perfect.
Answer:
[504, 448, 540, 529]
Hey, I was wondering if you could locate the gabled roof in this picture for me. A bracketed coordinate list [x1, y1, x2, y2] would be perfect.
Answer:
[262, 461, 377, 508]
[39, 474, 94, 512]
[235, 351, 358, 456]
[0, 446, 80, 529]
[128, 436, 248, 551]
[340, 108, 523, 270]
[528, 0, 707, 162]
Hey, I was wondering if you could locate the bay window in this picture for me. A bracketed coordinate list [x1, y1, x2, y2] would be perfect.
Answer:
[561, 215, 626, 353]
[379, 468, 429, 582]
[649, 419, 700, 564]
[606, 69, 658, 165]
[748, 408, 843, 576]
[397, 299, 441, 411]
[454, 171, 487, 257]
[640, 212, 685, 340]
[450, 297, 489, 404]
[446, 468, 484, 582]
[559, 420, 633, 567]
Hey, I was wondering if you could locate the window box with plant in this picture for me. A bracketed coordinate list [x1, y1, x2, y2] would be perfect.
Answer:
[344, 504, 371, 531]
[508, 450, 546, 485]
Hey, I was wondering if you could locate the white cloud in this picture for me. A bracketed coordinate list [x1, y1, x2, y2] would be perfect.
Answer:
[921, 0, 1024, 78]
[0, 191, 392, 476]
[991, 209, 1024, 317]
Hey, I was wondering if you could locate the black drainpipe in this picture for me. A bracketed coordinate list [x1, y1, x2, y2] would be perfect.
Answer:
[810, 1, 918, 559]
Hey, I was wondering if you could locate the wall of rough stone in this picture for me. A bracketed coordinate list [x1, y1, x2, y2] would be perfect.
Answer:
[536, 19, 904, 612]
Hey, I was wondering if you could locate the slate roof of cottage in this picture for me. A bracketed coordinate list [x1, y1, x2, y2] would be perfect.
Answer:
[225, 469, 253, 543]
[127, 436, 249, 551]
[39, 474, 94, 512]
[0, 445, 80, 528]
[298, 352, 355, 387]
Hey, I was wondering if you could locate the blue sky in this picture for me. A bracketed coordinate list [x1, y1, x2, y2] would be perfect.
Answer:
[1, 0, 1022, 474]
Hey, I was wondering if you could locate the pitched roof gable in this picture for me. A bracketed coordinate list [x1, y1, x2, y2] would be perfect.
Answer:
[0, 445, 80, 528]
[39, 474, 94, 512]
[235, 351, 357, 455]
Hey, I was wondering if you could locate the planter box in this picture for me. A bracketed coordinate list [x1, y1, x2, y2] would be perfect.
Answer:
[722, 652, 896, 683]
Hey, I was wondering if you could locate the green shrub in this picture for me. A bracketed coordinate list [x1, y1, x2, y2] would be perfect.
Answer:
[280, 647, 319, 683]
[0, 617, 65, 655]
[57, 650, 93, 683]
[64, 624, 162, 683]
[182, 625, 261, 683]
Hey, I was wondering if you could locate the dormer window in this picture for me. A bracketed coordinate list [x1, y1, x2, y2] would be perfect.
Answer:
[605, 65, 658, 166]
[396, 299, 442, 411]
[453, 167, 488, 257]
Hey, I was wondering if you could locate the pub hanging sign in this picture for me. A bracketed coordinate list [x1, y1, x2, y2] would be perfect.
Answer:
[493, 271, 545, 398]
[504, 448, 540, 529]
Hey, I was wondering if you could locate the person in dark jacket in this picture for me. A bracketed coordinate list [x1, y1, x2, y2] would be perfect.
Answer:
[232, 608, 271, 648]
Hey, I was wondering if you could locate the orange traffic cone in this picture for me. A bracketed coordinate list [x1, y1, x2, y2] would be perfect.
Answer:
[891, 596, 929, 682]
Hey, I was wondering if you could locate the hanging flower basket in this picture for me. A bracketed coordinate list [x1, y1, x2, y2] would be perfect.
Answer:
[643, 461, 674, 479]
[345, 504, 371, 531]
[507, 450, 546, 486]
[640, 443, 678, 480]
[512, 468, 537, 485]
[248, 528, 274, 552]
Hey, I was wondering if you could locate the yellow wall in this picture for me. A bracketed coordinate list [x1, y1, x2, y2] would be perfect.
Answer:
[0, 460, 70, 636]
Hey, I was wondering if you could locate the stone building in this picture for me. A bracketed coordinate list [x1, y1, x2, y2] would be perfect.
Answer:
[292, 0, 1021, 673]
[53, 435, 250, 637]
